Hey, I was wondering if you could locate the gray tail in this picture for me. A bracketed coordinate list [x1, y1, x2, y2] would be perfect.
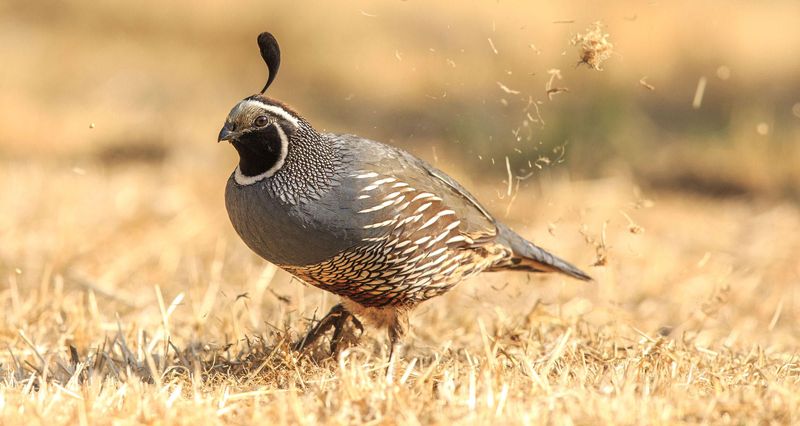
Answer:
[489, 224, 592, 281]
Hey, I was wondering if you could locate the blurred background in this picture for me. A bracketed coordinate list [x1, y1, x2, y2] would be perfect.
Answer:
[3, 0, 799, 197]
[1, 1, 799, 355]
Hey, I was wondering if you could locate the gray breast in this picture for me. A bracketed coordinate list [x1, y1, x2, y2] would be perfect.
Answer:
[224, 135, 392, 266]
[226, 176, 355, 266]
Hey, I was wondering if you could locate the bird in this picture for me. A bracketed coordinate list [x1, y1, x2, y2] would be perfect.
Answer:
[219, 32, 591, 359]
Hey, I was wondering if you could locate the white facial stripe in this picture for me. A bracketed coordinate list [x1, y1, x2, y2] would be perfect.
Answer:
[242, 100, 300, 128]
[234, 123, 289, 186]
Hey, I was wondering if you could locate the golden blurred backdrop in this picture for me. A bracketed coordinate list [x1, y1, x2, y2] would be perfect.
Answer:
[2, 0, 799, 198]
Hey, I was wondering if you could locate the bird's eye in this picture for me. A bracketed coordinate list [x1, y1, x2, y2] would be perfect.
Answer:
[254, 116, 269, 127]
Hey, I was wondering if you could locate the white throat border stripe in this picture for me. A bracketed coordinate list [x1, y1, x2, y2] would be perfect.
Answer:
[243, 100, 300, 128]
[234, 123, 289, 185]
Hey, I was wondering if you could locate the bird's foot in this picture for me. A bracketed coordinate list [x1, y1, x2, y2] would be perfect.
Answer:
[293, 304, 364, 355]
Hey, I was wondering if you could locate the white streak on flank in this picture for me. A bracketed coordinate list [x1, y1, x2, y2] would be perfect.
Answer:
[395, 213, 423, 228]
[363, 219, 396, 229]
[354, 171, 379, 179]
[396, 202, 411, 212]
[372, 177, 397, 186]
[395, 240, 412, 249]
[440, 262, 460, 276]
[384, 191, 403, 200]
[416, 277, 432, 286]
[429, 253, 449, 268]
[445, 220, 462, 231]
[414, 202, 433, 214]
[390, 255, 409, 264]
[361, 237, 386, 243]
[388, 188, 415, 199]
[234, 123, 289, 186]
[362, 184, 379, 192]
[411, 192, 435, 202]
[414, 236, 432, 245]
[404, 271, 424, 282]
[445, 235, 468, 245]
[425, 237, 441, 248]
[357, 194, 371, 200]
[432, 230, 450, 243]
[431, 227, 455, 244]
[391, 182, 410, 188]
[418, 215, 441, 231]
[418, 210, 456, 231]
[401, 245, 418, 255]
[359, 199, 395, 213]
[426, 247, 447, 258]
[414, 262, 435, 272]
[242, 100, 301, 128]
[416, 254, 447, 271]
[362, 236, 388, 242]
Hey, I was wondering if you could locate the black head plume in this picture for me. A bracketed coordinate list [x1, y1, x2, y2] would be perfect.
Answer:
[257, 32, 281, 94]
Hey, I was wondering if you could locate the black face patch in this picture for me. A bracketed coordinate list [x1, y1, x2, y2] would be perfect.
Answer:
[232, 124, 285, 177]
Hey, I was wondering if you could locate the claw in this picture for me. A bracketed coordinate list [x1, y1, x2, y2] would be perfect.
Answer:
[293, 304, 362, 355]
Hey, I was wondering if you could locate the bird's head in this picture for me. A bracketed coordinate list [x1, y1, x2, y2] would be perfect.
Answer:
[218, 32, 310, 183]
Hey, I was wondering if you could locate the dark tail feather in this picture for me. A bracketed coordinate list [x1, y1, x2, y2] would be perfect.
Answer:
[490, 224, 592, 281]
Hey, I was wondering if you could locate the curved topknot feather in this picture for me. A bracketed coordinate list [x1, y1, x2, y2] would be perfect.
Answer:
[257, 32, 281, 94]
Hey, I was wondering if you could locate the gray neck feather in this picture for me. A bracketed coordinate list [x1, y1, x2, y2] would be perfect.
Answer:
[266, 122, 342, 204]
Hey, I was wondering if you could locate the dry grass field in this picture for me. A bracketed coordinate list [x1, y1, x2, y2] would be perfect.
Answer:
[2, 1, 800, 424]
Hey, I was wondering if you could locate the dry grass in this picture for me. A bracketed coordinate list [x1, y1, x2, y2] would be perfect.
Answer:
[1, 162, 798, 425]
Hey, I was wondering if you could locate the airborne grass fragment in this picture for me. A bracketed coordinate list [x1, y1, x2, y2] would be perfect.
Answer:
[692, 76, 708, 109]
[639, 77, 655, 91]
[545, 69, 569, 100]
[571, 22, 614, 70]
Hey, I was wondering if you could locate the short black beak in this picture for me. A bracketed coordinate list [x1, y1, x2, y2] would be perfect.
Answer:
[218, 124, 235, 143]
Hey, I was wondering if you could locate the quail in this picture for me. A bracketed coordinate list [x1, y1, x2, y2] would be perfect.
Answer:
[219, 32, 591, 358]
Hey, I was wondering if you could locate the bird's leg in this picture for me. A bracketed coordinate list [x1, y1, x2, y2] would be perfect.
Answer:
[386, 311, 409, 382]
[293, 304, 346, 351]
[293, 304, 364, 354]
[330, 312, 364, 355]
